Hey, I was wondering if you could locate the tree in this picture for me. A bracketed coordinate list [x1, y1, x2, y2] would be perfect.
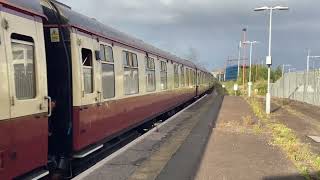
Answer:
[271, 65, 282, 83]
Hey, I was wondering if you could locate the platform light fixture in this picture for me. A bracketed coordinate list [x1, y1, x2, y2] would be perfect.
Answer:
[254, 5, 289, 114]
[242, 41, 259, 97]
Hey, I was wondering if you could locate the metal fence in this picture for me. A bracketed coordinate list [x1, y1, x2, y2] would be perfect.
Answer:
[270, 70, 320, 106]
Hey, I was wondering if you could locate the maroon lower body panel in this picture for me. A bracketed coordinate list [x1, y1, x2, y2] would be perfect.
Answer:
[0, 115, 48, 180]
[72, 89, 196, 151]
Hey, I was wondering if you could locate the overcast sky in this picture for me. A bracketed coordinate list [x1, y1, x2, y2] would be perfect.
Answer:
[60, 0, 320, 71]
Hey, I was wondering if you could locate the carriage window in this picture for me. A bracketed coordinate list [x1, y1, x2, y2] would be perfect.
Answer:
[145, 57, 156, 92]
[180, 66, 185, 87]
[186, 68, 190, 86]
[100, 45, 115, 99]
[11, 34, 36, 100]
[191, 70, 194, 86]
[174, 64, 179, 88]
[160, 61, 167, 90]
[192, 71, 196, 85]
[102, 63, 115, 99]
[123, 51, 139, 95]
[100, 45, 114, 62]
[82, 48, 93, 94]
[100, 45, 105, 61]
[105, 46, 114, 62]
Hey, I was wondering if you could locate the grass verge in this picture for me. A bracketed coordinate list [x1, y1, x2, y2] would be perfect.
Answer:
[246, 97, 320, 180]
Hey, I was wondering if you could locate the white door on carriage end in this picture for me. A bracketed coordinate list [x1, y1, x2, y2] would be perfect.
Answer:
[1, 12, 48, 118]
[71, 31, 99, 106]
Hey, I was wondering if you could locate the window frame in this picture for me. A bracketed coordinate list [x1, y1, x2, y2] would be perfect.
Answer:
[81, 48, 94, 95]
[145, 56, 156, 92]
[100, 44, 115, 99]
[160, 61, 168, 90]
[123, 50, 139, 95]
[11, 38, 37, 100]
[186, 68, 190, 87]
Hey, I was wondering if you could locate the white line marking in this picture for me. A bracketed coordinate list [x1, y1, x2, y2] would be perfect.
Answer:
[73, 94, 208, 180]
[73, 145, 104, 159]
[31, 170, 49, 180]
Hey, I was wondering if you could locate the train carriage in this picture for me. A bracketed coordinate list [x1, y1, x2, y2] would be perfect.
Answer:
[0, 0, 214, 179]
[41, 0, 202, 161]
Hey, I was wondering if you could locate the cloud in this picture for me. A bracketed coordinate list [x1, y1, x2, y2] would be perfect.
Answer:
[59, 0, 320, 71]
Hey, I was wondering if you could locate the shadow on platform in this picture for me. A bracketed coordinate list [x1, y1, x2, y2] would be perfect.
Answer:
[263, 172, 319, 180]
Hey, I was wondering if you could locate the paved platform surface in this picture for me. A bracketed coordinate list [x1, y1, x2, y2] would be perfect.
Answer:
[74, 92, 224, 180]
[195, 96, 304, 180]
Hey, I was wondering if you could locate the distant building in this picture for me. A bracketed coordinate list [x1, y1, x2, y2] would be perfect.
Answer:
[212, 69, 225, 81]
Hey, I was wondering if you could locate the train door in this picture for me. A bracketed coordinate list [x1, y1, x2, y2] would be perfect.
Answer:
[70, 30, 100, 152]
[0, 11, 49, 179]
[0, 10, 11, 179]
[72, 32, 98, 107]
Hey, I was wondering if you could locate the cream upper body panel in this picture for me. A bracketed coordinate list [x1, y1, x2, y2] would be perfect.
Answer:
[0, 11, 48, 119]
[70, 32, 81, 106]
[0, 11, 10, 120]
[71, 30, 200, 107]
[137, 52, 145, 95]
[112, 45, 124, 99]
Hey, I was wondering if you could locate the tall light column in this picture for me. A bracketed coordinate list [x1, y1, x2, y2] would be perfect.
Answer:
[242, 28, 247, 90]
[243, 41, 259, 97]
[254, 5, 289, 114]
[237, 41, 242, 79]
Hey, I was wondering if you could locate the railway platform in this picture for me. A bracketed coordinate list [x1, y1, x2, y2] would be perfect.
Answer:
[73, 92, 223, 180]
[73, 95, 306, 180]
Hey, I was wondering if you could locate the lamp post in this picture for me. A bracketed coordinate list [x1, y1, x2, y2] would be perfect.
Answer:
[242, 28, 247, 90]
[237, 41, 242, 79]
[254, 5, 289, 114]
[243, 40, 259, 97]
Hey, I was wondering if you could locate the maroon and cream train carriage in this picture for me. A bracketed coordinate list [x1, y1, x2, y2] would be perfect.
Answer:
[0, 0, 214, 179]
[0, 0, 50, 179]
